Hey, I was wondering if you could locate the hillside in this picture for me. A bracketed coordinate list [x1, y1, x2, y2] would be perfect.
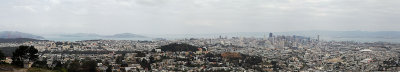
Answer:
[0, 38, 48, 43]
[0, 65, 57, 72]
[159, 43, 201, 52]
[0, 31, 44, 39]
[0, 47, 18, 57]
[104, 33, 146, 38]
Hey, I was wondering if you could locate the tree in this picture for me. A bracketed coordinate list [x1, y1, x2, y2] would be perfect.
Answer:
[159, 43, 200, 52]
[67, 61, 81, 72]
[11, 46, 39, 67]
[0, 50, 5, 64]
[121, 63, 128, 67]
[32, 60, 47, 68]
[81, 60, 97, 72]
[243, 56, 262, 66]
[139, 58, 151, 70]
[0, 50, 5, 60]
[106, 65, 112, 72]
[139, 58, 148, 68]
[185, 60, 192, 67]
[151, 49, 156, 52]
[54, 60, 63, 68]
[149, 56, 155, 64]
[116, 56, 124, 64]
[53, 60, 67, 72]
[136, 52, 146, 57]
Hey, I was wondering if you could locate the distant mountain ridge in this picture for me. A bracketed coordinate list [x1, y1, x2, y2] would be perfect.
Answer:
[0, 38, 48, 43]
[0, 31, 44, 39]
[105, 33, 146, 38]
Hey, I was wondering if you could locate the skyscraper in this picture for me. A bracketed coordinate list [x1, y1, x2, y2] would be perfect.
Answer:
[269, 33, 273, 38]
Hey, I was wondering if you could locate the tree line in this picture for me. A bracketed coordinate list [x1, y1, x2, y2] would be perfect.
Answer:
[159, 43, 202, 52]
[0, 46, 101, 72]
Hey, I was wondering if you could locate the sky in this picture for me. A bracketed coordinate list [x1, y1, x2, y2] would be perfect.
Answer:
[0, 0, 399, 35]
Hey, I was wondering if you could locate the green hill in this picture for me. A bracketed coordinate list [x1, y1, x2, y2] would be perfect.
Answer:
[159, 43, 200, 52]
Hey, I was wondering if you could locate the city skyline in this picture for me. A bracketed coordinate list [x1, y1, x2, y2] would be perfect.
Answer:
[1, 0, 400, 71]
[0, 0, 399, 34]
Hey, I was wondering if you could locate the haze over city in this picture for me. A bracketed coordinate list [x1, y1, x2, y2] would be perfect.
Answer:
[0, 0, 399, 35]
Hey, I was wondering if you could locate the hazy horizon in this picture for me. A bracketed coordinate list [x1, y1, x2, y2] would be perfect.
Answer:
[2, 30, 400, 36]
[2, 30, 400, 43]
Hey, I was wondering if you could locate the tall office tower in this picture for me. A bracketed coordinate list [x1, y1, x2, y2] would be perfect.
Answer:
[317, 35, 320, 42]
[264, 34, 267, 40]
[293, 35, 296, 40]
[269, 33, 273, 38]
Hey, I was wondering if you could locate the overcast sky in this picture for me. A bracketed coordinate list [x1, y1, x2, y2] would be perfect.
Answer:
[0, 0, 399, 35]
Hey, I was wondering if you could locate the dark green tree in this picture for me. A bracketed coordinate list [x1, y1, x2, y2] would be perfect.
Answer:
[106, 65, 112, 72]
[0, 50, 5, 64]
[151, 49, 156, 52]
[81, 60, 97, 72]
[243, 56, 262, 66]
[11, 46, 39, 67]
[185, 61, 192, 67]
[52, 60, 67, 72]
[136, 52, 146, 57]
[139, 58, 147, 68]
[0, 50, 5, 60]
[67, 61, 81, 72]
[149, 56, 155, 64]
[139, 58, 151, 70]
[159, 43, 200, 52]
[32, 60, 47, 68]
[54, 60, 63, 68]
[121, 63, 128, 67]
[116, 56, 124, 64]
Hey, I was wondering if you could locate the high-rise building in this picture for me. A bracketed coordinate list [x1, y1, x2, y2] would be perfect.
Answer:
[264, 34, 267, 40]
[269, 33, 273, 38]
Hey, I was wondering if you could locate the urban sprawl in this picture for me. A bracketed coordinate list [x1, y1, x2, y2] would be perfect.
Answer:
[1, 33, 400, 71]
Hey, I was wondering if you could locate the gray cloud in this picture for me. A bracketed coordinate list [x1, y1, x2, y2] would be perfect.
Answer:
[0, 0, 399, 34]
